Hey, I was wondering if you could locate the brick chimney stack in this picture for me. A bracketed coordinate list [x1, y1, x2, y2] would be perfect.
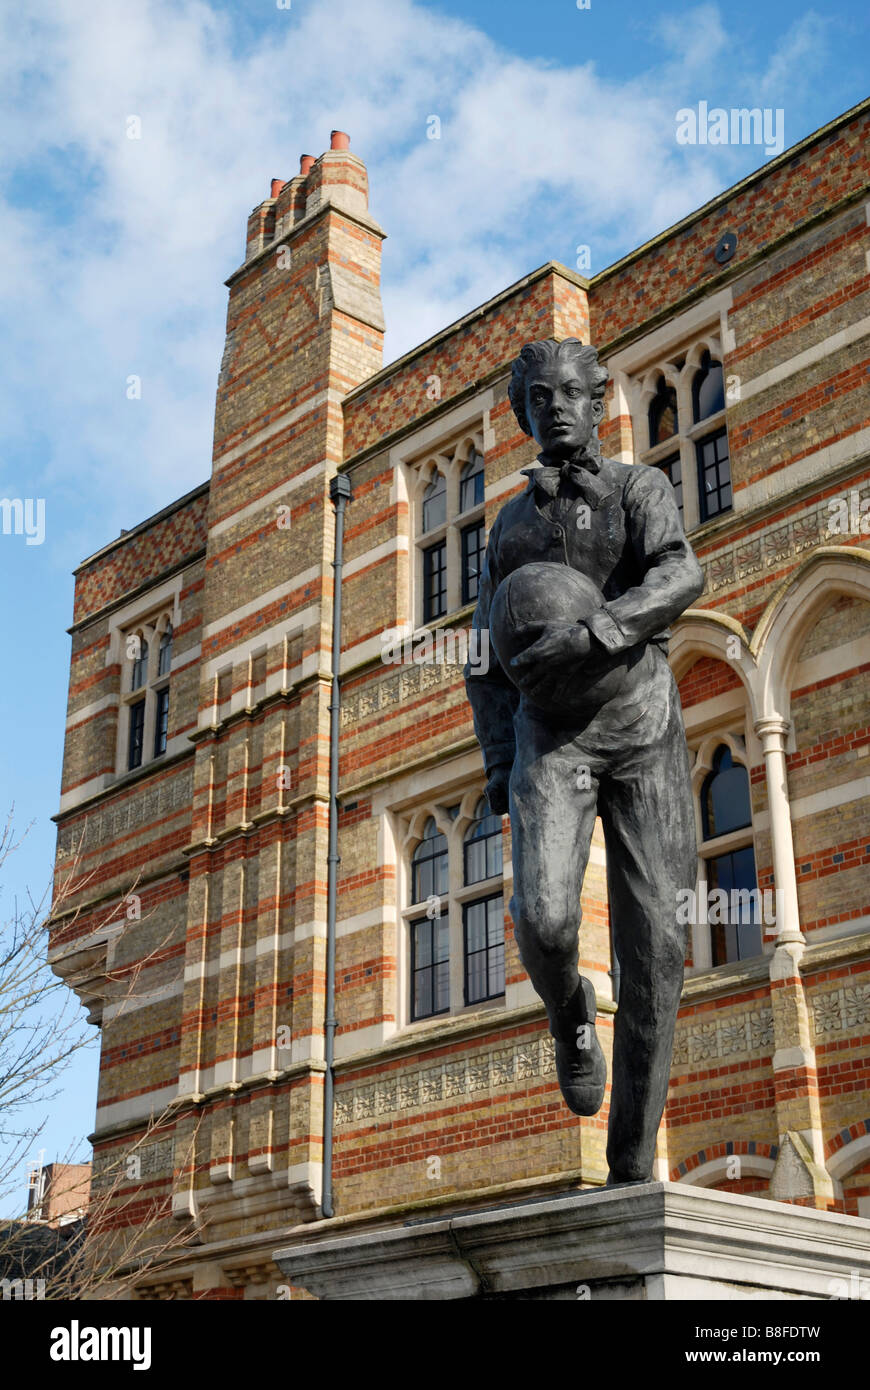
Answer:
[175, 136, 387, 1205]
[244, 132, 376, 261]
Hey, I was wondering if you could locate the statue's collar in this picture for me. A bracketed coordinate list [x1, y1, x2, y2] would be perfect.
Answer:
[521, 442, 615, 506]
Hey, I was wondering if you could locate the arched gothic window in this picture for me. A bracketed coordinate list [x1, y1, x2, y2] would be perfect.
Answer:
[411, 817, 449, 903]
[158, 623, 173, 678]
[459, 450, 485, 513]
[421, 471, 447, 534]
[120, 611, 173, 772]
[648, 377, 678, 447]
[701, 745, 752, 839]
[130, 637, 149, 691]
[692, 350, 725, 422]
[404, 795, 506, 1022]
[463, 798, 503, 884]
[699, 745, 761, 966]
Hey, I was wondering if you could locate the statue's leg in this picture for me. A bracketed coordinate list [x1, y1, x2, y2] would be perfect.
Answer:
[598, 675, 696, 1183]
[508, 717, 600, 1033]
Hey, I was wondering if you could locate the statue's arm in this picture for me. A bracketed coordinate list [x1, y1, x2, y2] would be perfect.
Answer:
[585, 466, 705, 654]
[463, 510, 519, 778]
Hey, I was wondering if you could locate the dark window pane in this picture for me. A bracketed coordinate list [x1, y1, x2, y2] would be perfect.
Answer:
[434, 915, 450, 961]
[701, 745, 752, 839]
[488, 940, 505, 997]
[461, 521, 485, 605]
[433, 960, 450, 1012]
[463, 894, 505, 1004]
[130, 638, 148, 691]
[415, 919, 432, 968]
[158, 624, 173, 677]
[153, 686, 170, 757]
[708, 846, 762, 964]
[411, 817, 449, 902]
[648, 377, 678, 447]
[459, 451, 484, 512]
[422, 472, 447, 533]
[423, 540, 447, 621]
[413, 964, 432, 1019]
[466, 901, 487, 953]
[657, 453, 683, 521]
[128, 699, 145, 770]
[411, 913, 450, 1020]
[693, 351, 725, 422]
[696, 428, 732, 520]
[464, 800, 503, 885]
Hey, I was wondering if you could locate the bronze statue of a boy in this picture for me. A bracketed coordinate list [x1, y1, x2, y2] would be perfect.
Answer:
[465, 338, 704, 1186]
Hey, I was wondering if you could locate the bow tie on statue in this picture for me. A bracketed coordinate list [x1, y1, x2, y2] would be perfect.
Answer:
[521, 441, 607, 507]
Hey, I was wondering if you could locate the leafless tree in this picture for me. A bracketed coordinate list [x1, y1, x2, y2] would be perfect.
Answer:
[0, 811, 95, 1209]
[0, 811, 204, 1299]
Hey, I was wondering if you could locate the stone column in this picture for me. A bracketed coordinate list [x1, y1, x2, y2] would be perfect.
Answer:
[754, 717, 801, 945]
[755, 717, 834, 1207]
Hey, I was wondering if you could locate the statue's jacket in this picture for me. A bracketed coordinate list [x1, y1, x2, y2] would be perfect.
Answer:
[464, 448, 705, 776]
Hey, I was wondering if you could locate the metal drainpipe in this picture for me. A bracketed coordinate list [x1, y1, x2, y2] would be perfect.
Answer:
[322, 472, 352, 1219]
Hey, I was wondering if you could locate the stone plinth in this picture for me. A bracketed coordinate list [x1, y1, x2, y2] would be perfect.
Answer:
[273, 1182, 870, 1300]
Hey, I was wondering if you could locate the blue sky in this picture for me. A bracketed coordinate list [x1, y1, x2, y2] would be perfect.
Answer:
[0, 0, 867, 1214]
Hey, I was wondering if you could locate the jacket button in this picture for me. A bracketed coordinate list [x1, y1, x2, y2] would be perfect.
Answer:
[554, 525, 564, 538]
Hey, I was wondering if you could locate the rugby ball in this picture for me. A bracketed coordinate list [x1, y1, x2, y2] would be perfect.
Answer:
[489, 562, 635, 719]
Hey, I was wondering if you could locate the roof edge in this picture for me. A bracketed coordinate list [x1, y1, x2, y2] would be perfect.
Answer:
[342, 261, 590, 404]
[74, 479, 210, 575]
[589, 95, 870, 287]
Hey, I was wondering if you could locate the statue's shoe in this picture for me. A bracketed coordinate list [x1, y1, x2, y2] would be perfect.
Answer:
[552, 977, 607, 1117]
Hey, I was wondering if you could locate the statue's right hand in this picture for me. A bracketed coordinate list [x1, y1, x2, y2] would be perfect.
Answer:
[485, 766, 511, 816]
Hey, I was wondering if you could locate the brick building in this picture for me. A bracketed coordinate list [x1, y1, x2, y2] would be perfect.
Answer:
[26, 1161, 91, 1226]
[49, 106, 870, 1299]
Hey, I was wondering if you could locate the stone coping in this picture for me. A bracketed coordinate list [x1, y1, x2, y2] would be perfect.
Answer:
[274, 1181, 870, 1301]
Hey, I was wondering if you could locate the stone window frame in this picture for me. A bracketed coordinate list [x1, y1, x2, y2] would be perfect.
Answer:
[106, 576, 182, 778]
[688, 729, 766, 973]
[119, 609, 174, 771]
[407, 426, 486, 630]
[397, 785, 506, 1028]
[631, 333, 730, 534]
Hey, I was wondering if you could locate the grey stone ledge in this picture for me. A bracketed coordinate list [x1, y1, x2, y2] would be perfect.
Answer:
[274, 1181, 870, 1301]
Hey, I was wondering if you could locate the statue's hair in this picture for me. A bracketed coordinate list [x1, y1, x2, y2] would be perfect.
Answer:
[508, 338, 609, 437]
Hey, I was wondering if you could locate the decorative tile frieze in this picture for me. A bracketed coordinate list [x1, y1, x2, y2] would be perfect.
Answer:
[672, 1007, 774, 1070]
[335, 1034, 556, 1126]
[692, 1022, 719, 1062]
[813, 989, 843, 1034]
[719, 1018, 750, 1056]
[91, 1136, 173, 1186]
[444, 1060, 467, 1097]
[420, 1067, 444, 1104]
[341, 652, 466, 728]
[699, 487, 870, 596]
[57, 768, 194, 856]
[812, 982, 870, 1036]
[735, 538, 762, 578]
[749, 1010, 775, 1051]
[491, 1048, 516, 1086]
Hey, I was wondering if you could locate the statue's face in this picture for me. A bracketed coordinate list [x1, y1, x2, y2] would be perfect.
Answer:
[524, 357, 605, 461]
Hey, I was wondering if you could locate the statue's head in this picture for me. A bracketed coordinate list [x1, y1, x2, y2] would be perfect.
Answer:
[508, 338, 609, 462]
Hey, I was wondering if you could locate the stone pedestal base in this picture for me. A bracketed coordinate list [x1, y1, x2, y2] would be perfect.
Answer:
[274, 1182, 870, 1300]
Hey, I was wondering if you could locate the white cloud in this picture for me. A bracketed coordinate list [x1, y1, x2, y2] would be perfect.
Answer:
[0, 0, 834, 552]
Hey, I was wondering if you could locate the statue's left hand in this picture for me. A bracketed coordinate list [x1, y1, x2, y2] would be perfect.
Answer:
[510, 622, 592, 677]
